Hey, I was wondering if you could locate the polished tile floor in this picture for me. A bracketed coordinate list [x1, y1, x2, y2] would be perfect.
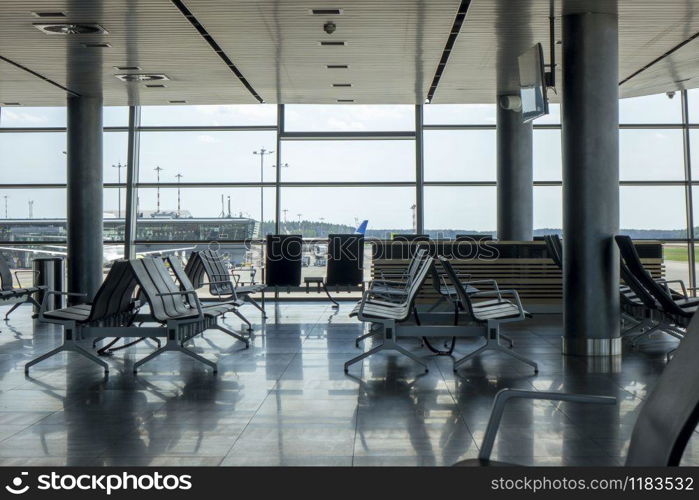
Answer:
[0, 301, 696, 467]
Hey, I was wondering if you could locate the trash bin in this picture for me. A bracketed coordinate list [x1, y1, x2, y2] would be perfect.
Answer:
[32, 257, 64, 314]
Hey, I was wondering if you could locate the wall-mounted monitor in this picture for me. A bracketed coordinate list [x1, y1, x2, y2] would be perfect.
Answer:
[518, 43, 549, 123]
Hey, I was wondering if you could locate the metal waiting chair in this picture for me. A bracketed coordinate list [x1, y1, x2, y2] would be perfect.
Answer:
[0, 256, 45, 320]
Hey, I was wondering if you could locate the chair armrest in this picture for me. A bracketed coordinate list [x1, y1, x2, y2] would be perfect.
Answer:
[13, 270, 40, 288]
[157, 290, 203, 316]
[657, 279, 688, 298]
[463, 279, 500, 292]
[478, 389, 617, 460]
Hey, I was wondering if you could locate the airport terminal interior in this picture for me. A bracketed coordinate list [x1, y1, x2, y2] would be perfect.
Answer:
[0, 0, 699, 467]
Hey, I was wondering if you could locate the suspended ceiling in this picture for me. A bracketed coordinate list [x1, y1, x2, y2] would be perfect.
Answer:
[0, 0, 698, 106]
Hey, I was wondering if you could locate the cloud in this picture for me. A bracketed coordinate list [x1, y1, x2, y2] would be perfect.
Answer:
[197, 134, 219, 143]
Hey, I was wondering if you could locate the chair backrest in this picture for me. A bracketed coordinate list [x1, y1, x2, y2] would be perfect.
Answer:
[326, 234, 364, 286]
[397, 256, 434, 320]
[130, 257, 194, 322]
[615, 235, 689, 317]
[543, 234, 563, 269]
[438, 256, 476, 317]
[198, 249, 236, 296]
[619, 260, 658, 310]
[0, 257, 14, 290]
[266, 234, 302, 287]
[184, 251, 207, 289]
[85, 260, 139, 323]
[626, 314, 699, 465]
[167, 256, 200, 309]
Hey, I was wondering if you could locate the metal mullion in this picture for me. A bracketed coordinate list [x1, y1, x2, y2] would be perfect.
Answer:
[275, 104, 283, 235]
[136, 125, 276, 133]
[135, 182, 277, 188]
[124, 105, 141, 260]
[415, 105, 424, 234]
[682, 90, 696, 291]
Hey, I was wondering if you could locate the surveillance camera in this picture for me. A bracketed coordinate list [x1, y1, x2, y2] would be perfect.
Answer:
[667, 91, 676, 99]
[499, 95, 522, 112]
[323, 21, 336, 34]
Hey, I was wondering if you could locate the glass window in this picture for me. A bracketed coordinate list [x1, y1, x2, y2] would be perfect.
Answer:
[138, 131, 278, 182]
[104, 132, 129, 183]
[534, 186, 562, 232]
[0, 132, 66, 183]
[620, 129, 685, 181]
[136, 187, 275, 239]
[0, 107, 66, 127]
[620, 186, 686, 237]
[0, 189, 66, 229]
[532, 102, 561, 125]
[424, 130, 496, 181]
[284, 105, 414, 132]
[423, 104, 496, 125]
[688, 89, 699, 124]
[140, 104, 277, 126]
[533, 129, 562, 181]
[424, 186, 496, 237]
[104, 106, 129, 127]
[280, 140, 414, 182]
[619, 93, 682, 124]
[663, 242, 690, 291]
[280, 187, 415, 237]
[689, 130, 699, 178]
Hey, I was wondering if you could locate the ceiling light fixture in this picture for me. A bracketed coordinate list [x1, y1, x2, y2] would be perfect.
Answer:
[145, 84, 167, 88]
[326, 64, 349, 69]
[319, 41, 345, 46]
[332, 83, 352, 87]
[34, 23, 108, 35]
[114, 65, 141, 71]
[2, 102, 21, 106]
[337, 99, 354, 103]
[30, 12, 67, 18]
[311, 9, 343, 15]
[169, 100, 186, 104]
[81, 42, 111, 48]
[115, 74, 169, 82]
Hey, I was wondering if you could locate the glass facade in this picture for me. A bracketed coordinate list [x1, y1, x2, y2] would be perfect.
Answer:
[0, 92, 696, 289]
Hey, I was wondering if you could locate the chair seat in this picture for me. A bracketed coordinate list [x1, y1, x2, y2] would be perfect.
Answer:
[43, 306, 92, 321]
[237, 285, 265, 295]
[453, 458, 519, 467]
[202, 303, 237, 317]
[472, 300, 523, 321]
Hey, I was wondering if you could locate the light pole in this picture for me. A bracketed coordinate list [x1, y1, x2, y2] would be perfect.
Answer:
[3, 195, 8, 219]
[175, 173, 183, 217]
[154, 166, 164, 214]
[253, 148, 274, 237]
[112, 162, 126, 217]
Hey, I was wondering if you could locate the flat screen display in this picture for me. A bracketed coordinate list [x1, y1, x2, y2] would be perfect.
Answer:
[518, 43, 549, 122]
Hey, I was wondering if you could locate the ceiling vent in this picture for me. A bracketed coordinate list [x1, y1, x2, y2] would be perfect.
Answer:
[81, 42, 111, 48]
[337, 99, 354, 103]
[332, 83, 352, 87]
[319, 41, 345, 46]
[326, 64, 349, 69]
[169, 100, 187, 104]
[145, 84, 167, 88]
[2, 102, 21, 106]
[30, 12, 67, 18]
[34, 23, 108, 35]
[114, 65, 141, 71]
[115, 74, 169, 82]
[311, 9, 343, 15]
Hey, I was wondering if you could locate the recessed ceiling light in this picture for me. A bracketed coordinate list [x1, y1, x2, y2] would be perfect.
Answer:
[2, 102, 21, 106]
[115, 74, 169, 82]
[145, 84, 167, 88]
[34, 23, 108, 35]
[326, 64, 349, 69]
[319, 41, 346, 46]
[337, 99, 354, 103]
[81, 42, 111, 48]
[30, 11, 67, 18]
[114, 65, 141, 71]
[169, 100, 186, 104]
[332, 83, 352, 87]
[310, 9, 343, 15]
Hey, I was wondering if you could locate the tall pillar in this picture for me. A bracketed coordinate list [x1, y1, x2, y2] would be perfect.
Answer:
[496, 104, 533, 240]
[561, 11, 620, 356]
[67, 95, 103, 301]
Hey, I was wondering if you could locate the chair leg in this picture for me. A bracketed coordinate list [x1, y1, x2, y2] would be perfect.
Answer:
[4, 302, 23, 321]
[245, 295, 267, 319]
[453, 337, 538, 374]
[214, 325, 250, 348]
[133, 345, 169, 373]
[344, 344, 385, 373]
[500, 334, 514, 348]
[178, 346, 218, 373]
[630, 324, 662, 347]
[494, 342, 538, 373]
[355, 330, 377, 348]
[232, 309, 253, 332]
[73, 344, 110, 374]
[25, 341, 109, 374]
[392, 343, 429, 372]
[134, 341, 218, 374]
[453, 340, 490, 371]
[25, 344, 68, 374]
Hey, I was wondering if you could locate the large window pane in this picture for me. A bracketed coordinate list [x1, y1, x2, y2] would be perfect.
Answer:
[534, 186, 562, 232]
[533, 129, 562, 181]
[689, 130, 699, 178]
[138, 131, 277, 182]
[104, 106, 129, 127]
[423, 104, 496, 125]
[0, 107, 66, 127]
[532, 102, 561, 125]
[620, 93, 682, 124]
[140, 104, 277, 126]
[689, 89, 699, 123]
[281, 140, 414, 182]
[424, 130, 496, 181]
[0, 189, 67, 239]
[424, 186, 496, 237]
[0, 132, 66, 183]
[284, 105, 414, 132]
[280, 187, 414, 237]
[663, 242, 690, 290]
[104, 132, 129, 183]
[620, 186, 686, 237]
[136, 187, 274, 239]
[620, 129, 684, 181]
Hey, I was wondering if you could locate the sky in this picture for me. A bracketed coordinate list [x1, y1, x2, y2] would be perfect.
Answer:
[0, 90, 698, 233]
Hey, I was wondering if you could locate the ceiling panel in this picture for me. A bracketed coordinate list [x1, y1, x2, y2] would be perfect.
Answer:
[0, 0, 698, 106]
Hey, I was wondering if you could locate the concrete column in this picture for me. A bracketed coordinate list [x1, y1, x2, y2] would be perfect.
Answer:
[561, 11, 620, 356]
[67, 95, 103, 302]
[497, 104, 533, 241]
